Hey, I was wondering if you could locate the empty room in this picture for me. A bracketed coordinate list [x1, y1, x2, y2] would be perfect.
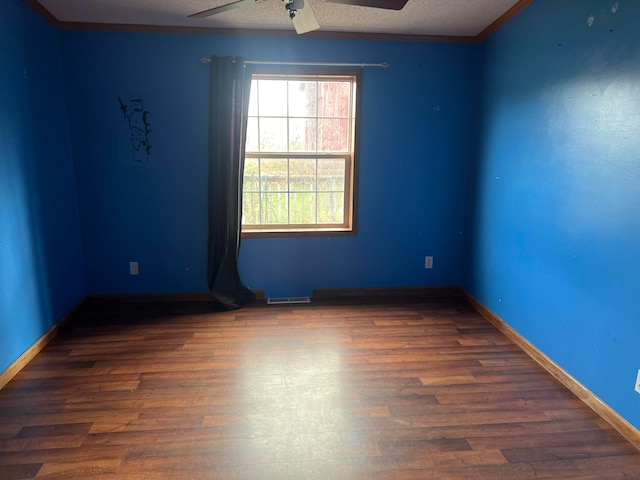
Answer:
[1, 0, 640, 478]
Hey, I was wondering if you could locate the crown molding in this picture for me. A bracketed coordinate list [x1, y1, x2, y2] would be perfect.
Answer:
[476, 0, 533, 42]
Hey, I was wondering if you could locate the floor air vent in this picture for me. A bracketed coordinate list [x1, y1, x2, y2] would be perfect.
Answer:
[267, 297, 311, 305]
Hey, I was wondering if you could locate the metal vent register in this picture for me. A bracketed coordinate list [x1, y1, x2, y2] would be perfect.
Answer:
[266, 297, 311, 305]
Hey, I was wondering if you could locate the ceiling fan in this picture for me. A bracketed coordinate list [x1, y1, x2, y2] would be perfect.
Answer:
[189, 0, 409, 35]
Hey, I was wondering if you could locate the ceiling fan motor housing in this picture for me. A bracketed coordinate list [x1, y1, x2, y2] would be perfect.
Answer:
[285, 0, 306, 18]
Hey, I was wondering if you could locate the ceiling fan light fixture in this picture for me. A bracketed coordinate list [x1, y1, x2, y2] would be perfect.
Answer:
[287, 0, 320, 34]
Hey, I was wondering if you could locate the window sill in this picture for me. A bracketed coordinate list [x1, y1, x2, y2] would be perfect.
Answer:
[242, 227, 356, 238]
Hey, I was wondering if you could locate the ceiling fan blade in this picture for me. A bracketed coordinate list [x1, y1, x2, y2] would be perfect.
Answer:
[321, 0, 408, 10]
[188, 0, 264, 18]
[291, 0, 320, 34]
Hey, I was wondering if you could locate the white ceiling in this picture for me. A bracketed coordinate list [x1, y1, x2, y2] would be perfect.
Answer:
[30, 0, 526, 40]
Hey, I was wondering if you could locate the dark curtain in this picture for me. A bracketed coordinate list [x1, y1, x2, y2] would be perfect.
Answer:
[207, 56, 255, 310]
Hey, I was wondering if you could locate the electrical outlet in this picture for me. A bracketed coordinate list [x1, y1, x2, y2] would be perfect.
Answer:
[129, 261, 139, 275]
[635, 369, 640, 394]
[425, 256, 433, 269]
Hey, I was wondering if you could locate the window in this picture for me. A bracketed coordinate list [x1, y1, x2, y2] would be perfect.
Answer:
[242, 69, 361, 236]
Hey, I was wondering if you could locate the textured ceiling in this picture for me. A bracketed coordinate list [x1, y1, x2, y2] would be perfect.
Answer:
[30, 0, 527, 40]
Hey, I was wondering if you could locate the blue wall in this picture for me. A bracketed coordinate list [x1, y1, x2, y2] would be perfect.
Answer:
[464, 0, 640, 429]
[61, 32, 481, 297]
[0, 0, 86, 374]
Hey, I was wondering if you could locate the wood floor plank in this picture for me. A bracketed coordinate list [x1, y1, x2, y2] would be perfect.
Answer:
[0, 463, 42, 480]
[0, 294, 637, 479]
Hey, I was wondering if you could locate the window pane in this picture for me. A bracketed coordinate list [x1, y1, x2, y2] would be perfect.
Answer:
[289, 158, 316, 191]
[289, 118, 317, 152]
[288, 81, 317, 117]
[242, 192, 261, 225]
[261, 158, 288, 192]
[243, 158, 260, 192]
[259, 117, 288, 152]
[248, 79, 258, 116]
[261, 193, 288, 224]
[318, 192, 344, 223]
[290, 193, 317, 224]
[246, 117, 259, 153]
[318, 82, 351, 118]
[318, 118, 349, 152]
[258, 80, 288, 117]
[318, 158, 345, 191]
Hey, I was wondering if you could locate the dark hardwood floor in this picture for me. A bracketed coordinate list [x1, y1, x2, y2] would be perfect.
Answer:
[1, 294, 639, 479]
